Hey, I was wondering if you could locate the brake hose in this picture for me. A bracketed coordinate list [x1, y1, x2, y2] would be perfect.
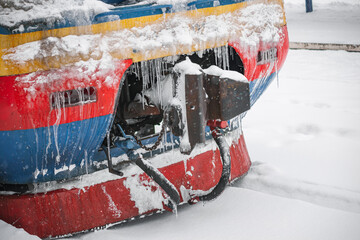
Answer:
[199, 131, 231, 201]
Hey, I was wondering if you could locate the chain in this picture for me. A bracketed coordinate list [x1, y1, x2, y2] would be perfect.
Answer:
[129, 112, 168, 151]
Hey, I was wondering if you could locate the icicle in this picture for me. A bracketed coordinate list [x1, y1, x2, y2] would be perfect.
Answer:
[77, 88, 86, 153]
[52, 91, 64, 164]
[214, 47, 218, 67]
[172, 199, 178, 218]
[84, 150, 88, 174]
[223, 45, 230, 70]
[213, 46, 230, 70]
[45, 122, 51, 169]
[170, 131, 174, 152]
[31, 120, 40, 177]
[163, 125, 167, 152]
[141, 61, 150, 107]
[276, 59, 279, 88]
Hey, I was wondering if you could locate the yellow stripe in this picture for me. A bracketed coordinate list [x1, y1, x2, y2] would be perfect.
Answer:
[0, 0, 286, 76]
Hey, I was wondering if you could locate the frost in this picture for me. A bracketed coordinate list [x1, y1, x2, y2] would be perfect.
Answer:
[33, 168, 48, 179]
[0, 0, 112, 28]
[2, 3, 284, 71]
[54, 163, 76, 175]
[13, 52, 118, 101]
[101, 186, 122, 218]
[235, 162, 360, 213]
[173, 57, 202, 75]
[144, 74, 174, 107]
[124, 175, 165, 214]
[203, 65, 248, 82]
[179, 185, 214, 202]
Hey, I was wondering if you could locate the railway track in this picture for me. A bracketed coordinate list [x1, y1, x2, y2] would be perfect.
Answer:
[290, 42, 360, 52]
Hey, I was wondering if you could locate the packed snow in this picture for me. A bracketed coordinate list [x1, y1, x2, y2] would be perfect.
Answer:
[243, 49, 360, 193]
[2, 3, 284, 66]
[0, 222, 39, 240]
[1, 0, 360, 239]
[286, 0, 360, 44]
[203, 65, 248, 83]
[0, 0, 112, 28]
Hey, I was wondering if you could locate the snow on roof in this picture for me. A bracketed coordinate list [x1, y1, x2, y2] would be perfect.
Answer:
[204, 65, 248, 82]
[0, 0, 112, 28]
[3, 3, 284, 67]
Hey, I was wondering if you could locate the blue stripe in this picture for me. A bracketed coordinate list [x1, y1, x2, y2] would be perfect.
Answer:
[0, 119, 240, 184]
[95, 0, 246, 23]
[249, 71, 277, 106]
[0, 115, 113, 184]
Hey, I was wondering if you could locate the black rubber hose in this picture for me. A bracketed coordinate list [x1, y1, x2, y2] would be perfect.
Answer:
[199, 133, 231, 201]
[102, 137, 180, 209]
[130, 152, 181, 205]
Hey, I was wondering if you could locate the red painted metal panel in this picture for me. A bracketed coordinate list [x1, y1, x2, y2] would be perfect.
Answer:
[0, 136, 250, 238]
[0, 59, 132, 131]
[230, 25, 289, 82]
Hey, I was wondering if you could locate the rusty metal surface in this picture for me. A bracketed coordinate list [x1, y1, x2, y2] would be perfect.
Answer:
[205, 74, 250, 121]
[184, 74, 207, 153]
[119, 71, 249, 154]
[123, 101, 160, 120]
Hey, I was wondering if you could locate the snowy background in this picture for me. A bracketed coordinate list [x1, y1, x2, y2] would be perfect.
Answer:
[1, 0, 360, 239]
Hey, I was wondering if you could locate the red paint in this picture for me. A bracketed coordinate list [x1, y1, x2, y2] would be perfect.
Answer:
[0, 59, 132, 131]
[230, 25, 289, 81]
[0, 136, 250, 238]
[207, 120, 228, 129]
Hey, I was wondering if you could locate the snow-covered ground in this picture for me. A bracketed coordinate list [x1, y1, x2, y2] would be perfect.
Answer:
[286, 0, 360, 44]
[1, 0, 360, 239]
